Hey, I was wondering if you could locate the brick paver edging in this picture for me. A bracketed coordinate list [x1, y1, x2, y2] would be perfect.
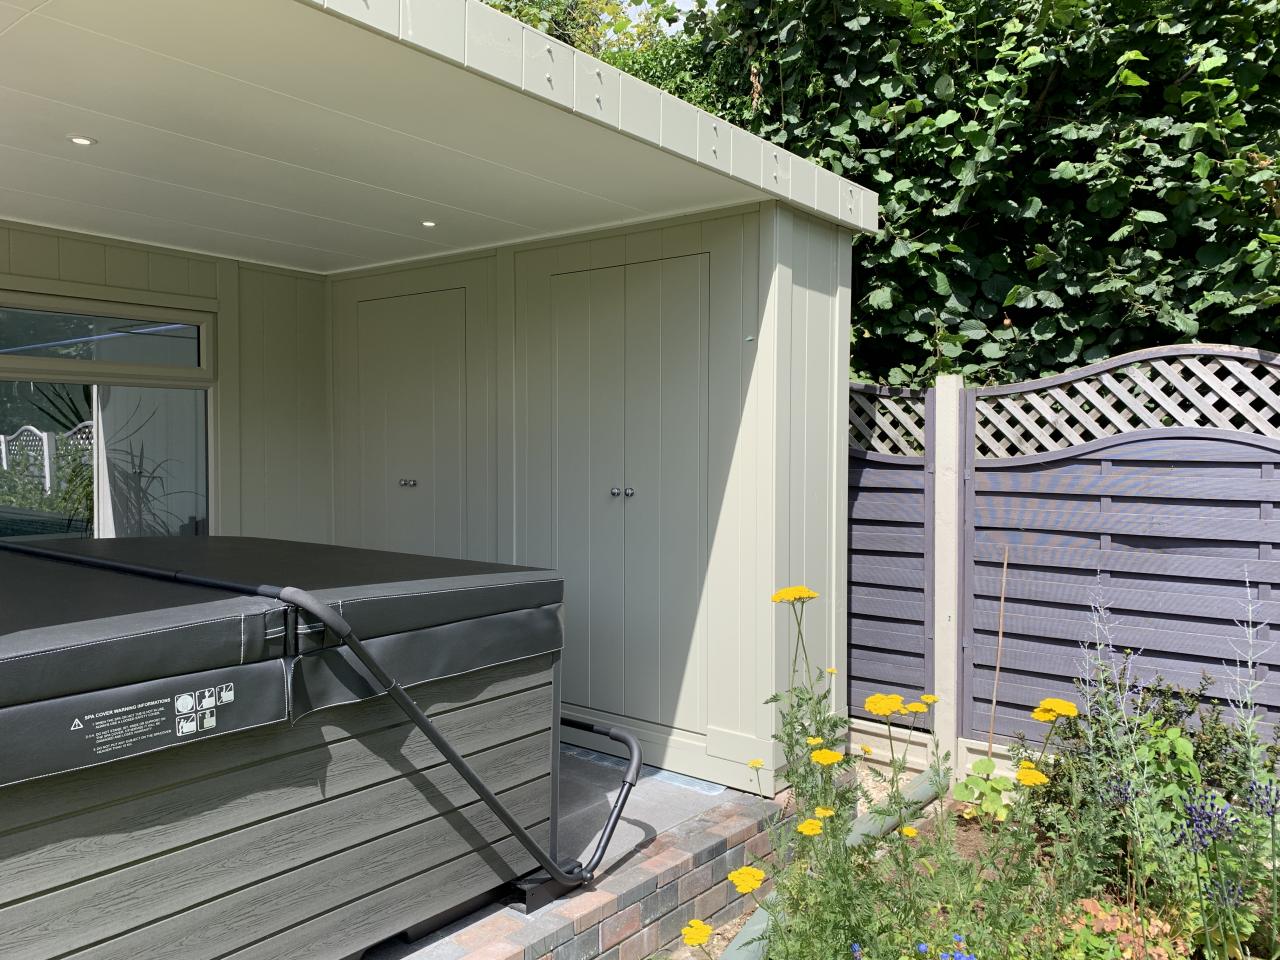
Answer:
[409, 791, 779, 960]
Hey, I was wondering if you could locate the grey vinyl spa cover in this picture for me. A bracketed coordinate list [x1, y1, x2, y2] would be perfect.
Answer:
[0, 537, 564, 787]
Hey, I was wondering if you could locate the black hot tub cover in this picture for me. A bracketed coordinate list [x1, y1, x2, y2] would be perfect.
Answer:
[0, 537, 563, 787]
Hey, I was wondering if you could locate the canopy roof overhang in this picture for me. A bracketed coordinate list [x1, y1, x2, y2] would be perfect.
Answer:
[0, 0, 877, 274]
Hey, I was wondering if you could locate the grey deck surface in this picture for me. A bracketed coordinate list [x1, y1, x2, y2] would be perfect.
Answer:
[365, 746, 727, 960]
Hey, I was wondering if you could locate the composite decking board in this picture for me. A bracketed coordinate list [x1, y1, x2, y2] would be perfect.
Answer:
[222, 827, 549, 960]
[0, 653, 555, 833]
[64, 785, 550, 960]
[0, 681, 553, 905]
[1, 733, 550, 958]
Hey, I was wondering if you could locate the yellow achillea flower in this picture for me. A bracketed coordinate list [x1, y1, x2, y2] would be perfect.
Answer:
[1017, 766, 1049, 787]
[810, 748, 843, 766]
[771, 585, 819, 603]
[1040, 697, 1078, 718]
[796, 818, 823, 837]
[1019, 760, 1036, 769]
[860, 744, 873, 756]
[806, 736, 824, 745]
[1031, 697, 1078, 722]
[727, 865, 766, 894]
[747, 758, 765, 770]
[921, 694, 940, 705]
[815, 806, 835, 819]
[900, 825, 918, 838]
[682, 919, 713, 947]
[825, 666, 838, 675]
[864, 693, 905, 717]
[905, 702, 928, 714]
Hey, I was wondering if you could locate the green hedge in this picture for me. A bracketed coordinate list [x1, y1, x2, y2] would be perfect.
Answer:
[619, 0, 1280, 385]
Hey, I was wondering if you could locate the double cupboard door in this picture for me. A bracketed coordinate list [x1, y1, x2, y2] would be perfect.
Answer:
[550, 253, 710, 734]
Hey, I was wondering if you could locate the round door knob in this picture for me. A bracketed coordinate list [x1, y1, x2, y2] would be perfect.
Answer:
[623, 487, 635, 497]
[610, 487, 621, 497]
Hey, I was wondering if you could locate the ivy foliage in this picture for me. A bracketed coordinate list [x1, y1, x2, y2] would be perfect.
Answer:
[664, 0, 1280, 384]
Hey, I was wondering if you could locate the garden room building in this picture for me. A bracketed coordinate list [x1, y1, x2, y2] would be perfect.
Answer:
[0, 0, 878, 790]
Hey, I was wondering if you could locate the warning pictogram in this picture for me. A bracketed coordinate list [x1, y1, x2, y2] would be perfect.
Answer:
[70, 718, 84, 731]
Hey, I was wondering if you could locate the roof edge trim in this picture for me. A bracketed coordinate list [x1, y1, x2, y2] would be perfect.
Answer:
[307, 0, 880, 235]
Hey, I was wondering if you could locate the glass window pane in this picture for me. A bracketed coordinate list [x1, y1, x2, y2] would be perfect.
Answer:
[0, 307, 199, 367]
[0, 380, 207, 539]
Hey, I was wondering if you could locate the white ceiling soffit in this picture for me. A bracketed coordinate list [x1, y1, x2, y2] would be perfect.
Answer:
[0, 0, 878, 274]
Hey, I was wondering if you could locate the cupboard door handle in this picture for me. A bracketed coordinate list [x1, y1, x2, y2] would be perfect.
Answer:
[610, 487, 621, 497]
[399, 478, 418, 488]
[623, 487, 635, 497]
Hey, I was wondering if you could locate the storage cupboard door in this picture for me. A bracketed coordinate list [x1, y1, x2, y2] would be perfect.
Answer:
[550, 268, 626, 714]
[355, 290, 467, 556]
[623, 254, 710, 732]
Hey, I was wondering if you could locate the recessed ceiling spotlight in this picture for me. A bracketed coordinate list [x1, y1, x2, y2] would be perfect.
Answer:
[67, 135, 97, 146]
[420, 220, 436, 228]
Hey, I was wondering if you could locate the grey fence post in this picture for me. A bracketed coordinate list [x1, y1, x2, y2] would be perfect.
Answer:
[930, 374, 965, 770]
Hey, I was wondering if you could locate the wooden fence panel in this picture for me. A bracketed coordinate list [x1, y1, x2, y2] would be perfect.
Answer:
[847, 384, 932, 727]
[959, 346, 1280, 744]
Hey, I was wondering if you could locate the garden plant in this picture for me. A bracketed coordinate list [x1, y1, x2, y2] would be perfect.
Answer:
[681, 589, 1280, 959]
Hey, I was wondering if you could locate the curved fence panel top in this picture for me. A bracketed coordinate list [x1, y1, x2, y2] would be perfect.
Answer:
[972, 345, 1280, 460]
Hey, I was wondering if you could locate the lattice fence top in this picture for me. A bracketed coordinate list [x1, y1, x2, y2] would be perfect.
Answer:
[6, 425, 46, 456]
[973, 346, 1280, 459]
[62, 421, 93, 454]
[849, 384, 926, 457]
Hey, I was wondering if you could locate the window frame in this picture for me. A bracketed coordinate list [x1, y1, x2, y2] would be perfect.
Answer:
[0, 288, 215, 537]
[0, 290, 213, 389]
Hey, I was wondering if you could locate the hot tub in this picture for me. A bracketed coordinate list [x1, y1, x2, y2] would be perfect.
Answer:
[0, 537, 566, 960]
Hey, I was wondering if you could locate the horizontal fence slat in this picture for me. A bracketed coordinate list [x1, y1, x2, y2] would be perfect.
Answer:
[848, 591, 927, 622]
[975, 470, 1280, 502]
[971, 505, 1280, 544]
[848, 531, 925, 553]
[847, 467, 926, 490]
[969, 609, 1266, 661]
[970, 540, 1280, 584]
[973, 575, 1274, 622]
[849, 563, 926, 590]
[849, 499, 927, 523]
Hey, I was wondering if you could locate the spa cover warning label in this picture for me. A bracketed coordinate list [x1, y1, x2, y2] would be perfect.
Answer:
[0, 661, 287, 789]
[72, 696, 178, 758]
